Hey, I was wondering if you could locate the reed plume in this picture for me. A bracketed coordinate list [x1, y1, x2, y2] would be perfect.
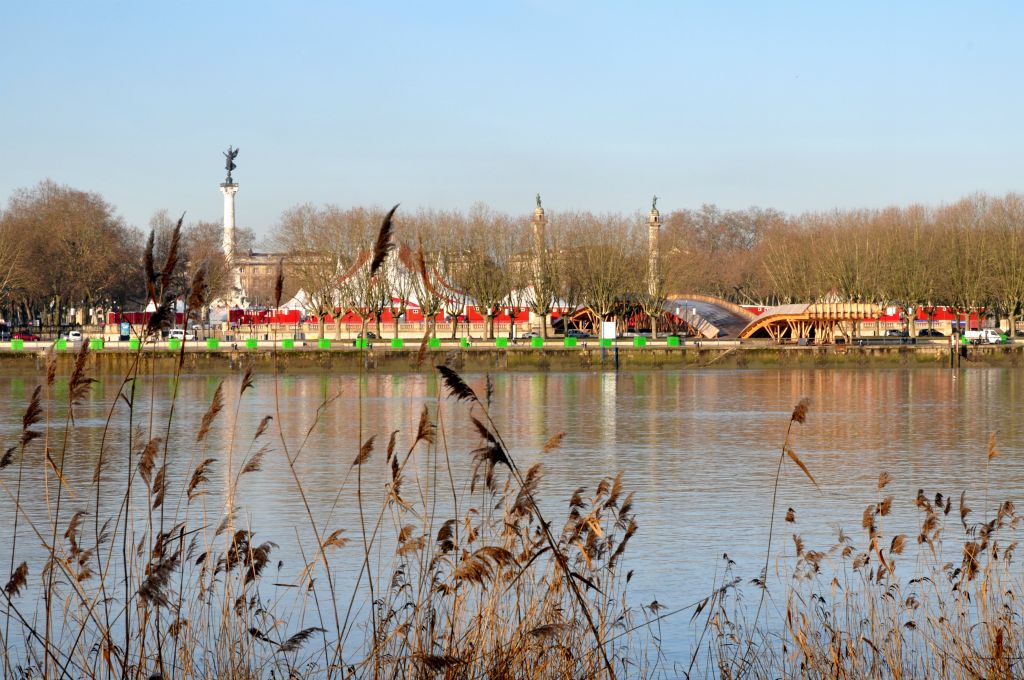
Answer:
[436, 364, 477, 403]
[273, 258, 284, 309]
[144, 229, 157, 303]
[160, 213, 183, 290]
[187, 261, 208, 315]
[278, 627, 326, 653]
[20, 385, 42, 447]
[4, 562, 27, 597]
[353, 435, 375, 466]
[369, 204, 400, 277]
[145, 299, 174, 337]
[196, 382, 224, 443]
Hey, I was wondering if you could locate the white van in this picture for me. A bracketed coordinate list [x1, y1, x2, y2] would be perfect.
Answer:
[964, 329, 1004, 345]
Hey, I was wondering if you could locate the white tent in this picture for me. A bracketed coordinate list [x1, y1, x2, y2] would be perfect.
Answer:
[280, 289, 309, 312]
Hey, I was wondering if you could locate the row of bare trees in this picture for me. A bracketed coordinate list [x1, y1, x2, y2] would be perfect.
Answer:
[273, 192, 1024, 338]
[756, 194, 1024, 331]
[5, 179, 1023, 335]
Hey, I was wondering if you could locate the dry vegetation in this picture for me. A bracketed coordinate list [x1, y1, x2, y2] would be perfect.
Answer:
[687, 407, 1024, 679]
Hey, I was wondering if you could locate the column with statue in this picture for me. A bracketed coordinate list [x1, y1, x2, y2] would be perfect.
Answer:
[219, 146, 243, 303]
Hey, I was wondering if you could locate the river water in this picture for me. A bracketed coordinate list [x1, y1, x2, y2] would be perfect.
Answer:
[0, 367, 1022, 663]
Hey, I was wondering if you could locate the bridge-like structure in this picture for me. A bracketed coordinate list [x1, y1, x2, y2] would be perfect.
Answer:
[666, 294, 756, 338]
[666, 295, 880, 342]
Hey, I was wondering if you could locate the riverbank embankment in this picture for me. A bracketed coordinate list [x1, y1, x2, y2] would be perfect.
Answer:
[0, 341, 1018, 375]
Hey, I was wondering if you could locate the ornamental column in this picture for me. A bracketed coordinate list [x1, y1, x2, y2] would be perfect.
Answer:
[531, 194, 548, 335]
[647, 196, 662, 297]
[531, 194, 546, 287]
[220, 182, 238, 262]
[219, 182, 242, 295]
[220, 145, 242, 298]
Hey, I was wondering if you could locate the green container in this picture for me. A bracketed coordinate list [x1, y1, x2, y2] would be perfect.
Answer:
[10, 339, 24, 351]
[495, 337, 509, 348]
[391, 338, 404, 349]
[246, 338, 258, 349]
[206, 338, 220, 349]
[318, 338, 331, 349]
[428, 337, 441, 348]
[168, 339, 181, 350]
[666, 335, 681, 347]
[460, 338, 471, 348]
[56, 339, 68, 350]
[129, 339, 141, 350]
[633, 336, 647, 348]
[355, 339, 370, 349]
[600, 338, 614, 348]
[90, 339, 104, 350]
[563, 337, 577, 348]
[282, 338, 295, 349]
[531, 337, 544, 348]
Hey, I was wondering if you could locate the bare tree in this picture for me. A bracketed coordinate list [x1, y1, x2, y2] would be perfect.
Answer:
[935, 195, 995, 334]
[564, 212, 643, 332]
[274, 204, 345, 339]
[452, 205, 517, 340]
[985, 195, 1024, 334]
[4, 180, 135, 329]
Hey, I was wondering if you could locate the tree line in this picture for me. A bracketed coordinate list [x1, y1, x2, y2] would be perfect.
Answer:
[0, 181, 252, 329]
[3, 179, 1023, 335]
[274, 193, 1024, 337]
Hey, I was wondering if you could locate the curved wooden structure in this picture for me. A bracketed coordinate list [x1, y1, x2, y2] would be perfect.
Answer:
[739, 303, 880, 342]
[666, 293, 758, 322]
[665, 294, 756, 338]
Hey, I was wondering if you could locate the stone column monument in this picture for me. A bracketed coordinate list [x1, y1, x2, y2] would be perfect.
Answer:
[647, 196, 662, 298]
[219, 146, 243, 298]
[531, 193, 547, 286]
[530, 194, 548, 334]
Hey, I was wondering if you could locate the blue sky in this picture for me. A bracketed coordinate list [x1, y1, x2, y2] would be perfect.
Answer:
[2, 1, 1022, 237]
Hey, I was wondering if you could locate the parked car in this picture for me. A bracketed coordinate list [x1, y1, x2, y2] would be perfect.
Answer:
[917, 328, 945, 337]
[521, 331, 541, 339]
[566, 329, 593, 338]
[358, 331, 378, 339]
[168, 329, 196, 341]
[884, 329, 909, 338]
[65, 331, 83, 343]
[12, 331, 40, 341]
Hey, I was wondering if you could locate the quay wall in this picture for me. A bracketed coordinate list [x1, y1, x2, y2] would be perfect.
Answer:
[0, 343, 1018, 375]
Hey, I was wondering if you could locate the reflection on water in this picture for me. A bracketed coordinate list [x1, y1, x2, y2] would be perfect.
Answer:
[0, 367, 1022, 659]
